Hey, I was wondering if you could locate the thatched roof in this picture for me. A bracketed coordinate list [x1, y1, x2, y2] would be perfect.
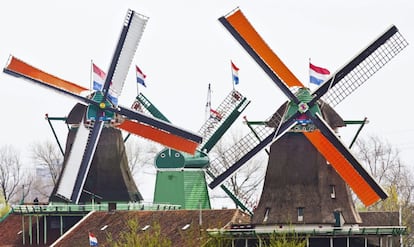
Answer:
[52, 209, 249, 246]
[359, 211, 400, 226]
[253, 101, 360, 225]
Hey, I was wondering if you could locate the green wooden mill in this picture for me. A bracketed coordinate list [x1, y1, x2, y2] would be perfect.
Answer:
[132, 89, 250, 209]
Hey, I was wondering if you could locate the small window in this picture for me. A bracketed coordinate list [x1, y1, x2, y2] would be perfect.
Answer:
[263, 207, 270, 223]
[182, 224, 191, 230]
[297, 207, 304, 222]
[330, 185, 336, 199]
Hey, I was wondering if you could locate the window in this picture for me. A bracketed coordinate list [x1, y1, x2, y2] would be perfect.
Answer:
[263, 207, 270, 223]
[330, 185, 336, 199]
[297, 207, 304, 222]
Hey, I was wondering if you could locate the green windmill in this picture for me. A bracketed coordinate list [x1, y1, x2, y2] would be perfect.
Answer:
[132, 88, 250, 210]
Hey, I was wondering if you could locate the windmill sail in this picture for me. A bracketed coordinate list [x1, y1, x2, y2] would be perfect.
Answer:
[198, 90, 249, 152]
[103, 10, 148, 102]
[55, 122, 94, 201]
[312, 25, 408, 107]
[219, 9, 303, 101]
[305, 113, 387, 206]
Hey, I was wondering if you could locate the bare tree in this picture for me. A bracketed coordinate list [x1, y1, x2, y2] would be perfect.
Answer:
[125, 137, 162, 176]
[30, 141, 63, 186]
[209, 129, 267, 209]
[354, 135, 414, 245]
[0, 145, 32, 203]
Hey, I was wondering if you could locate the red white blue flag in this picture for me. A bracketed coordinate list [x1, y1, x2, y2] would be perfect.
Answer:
[210, 109, 222, 121]
[136, 65, 147, 87]
[231, 61, 239, 85]
[89, 232, 98, 246]
[92, 64, 105, 91]
[309, 62, 330, 85]
[92, 63, 118, 105]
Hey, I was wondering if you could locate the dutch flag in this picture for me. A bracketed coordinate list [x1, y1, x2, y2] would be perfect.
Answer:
[92, 64, 105, 91]
[89, 232, 98, 246]
[231, 61, 240, 85]
[309, 62, 330, 86]
[92, 63, 118, 105]
[136, 65, 147, 87]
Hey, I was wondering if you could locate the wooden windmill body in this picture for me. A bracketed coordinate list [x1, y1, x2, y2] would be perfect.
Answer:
[252, 103, 361, 224]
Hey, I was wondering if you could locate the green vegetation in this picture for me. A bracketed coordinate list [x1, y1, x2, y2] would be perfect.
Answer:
[0, 194, 11, 221]
[106, 218, 171, 247]
[106, 217, 307, 247]
[262, 231, 307, 247]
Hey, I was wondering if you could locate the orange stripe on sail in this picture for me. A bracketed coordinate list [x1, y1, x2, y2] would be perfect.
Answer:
[226, 10, 303, 88]
[6, 56, 88, 94]
[118, 119, 198, 155]
[304, 131, 380, 206]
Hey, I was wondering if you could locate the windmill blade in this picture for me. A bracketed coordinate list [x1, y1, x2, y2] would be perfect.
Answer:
[304, 112, 387, 206]
[219, 8, 302, 103]
[71, 121, 104, 203]
[117, 105, 202, 144]
[102, 9, 148, 101]
[55, 121, 104, 203]
[133, 93, 171, 122]
[208, 113, 298, 189]
[4, 56, 89, 96]
[118, 119, 199, 154]
[310, 25, 408, 107]
[198, 90, 249, 153]
[3, 55, 202, 153]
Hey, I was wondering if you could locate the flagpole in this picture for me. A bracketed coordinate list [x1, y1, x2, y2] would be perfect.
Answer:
[231, 60, 235, 90]
[90, 59, 93, 91]
[308, 58, 311, 88]
[205, 83, 212, 121]
[135, 65, 140, 97]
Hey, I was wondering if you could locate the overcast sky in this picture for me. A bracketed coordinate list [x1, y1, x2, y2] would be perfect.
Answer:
[1, 0, 413, 204]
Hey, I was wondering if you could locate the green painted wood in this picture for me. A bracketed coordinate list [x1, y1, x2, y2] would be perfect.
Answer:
[153, 170, 210, 209]
[86, 91, 114, 120]
[136, 93, 170, 122]
[201, 97, 249, 153]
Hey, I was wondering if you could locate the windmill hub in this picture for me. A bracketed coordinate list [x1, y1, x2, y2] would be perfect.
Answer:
[99, 102, 106, 109]
[284, 88, 320, 131]
[297, 102, 309, 113]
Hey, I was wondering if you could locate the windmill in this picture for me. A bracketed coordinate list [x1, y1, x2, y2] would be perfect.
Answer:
[208, 8, 408, 224]
[131, 87, 251, 210]
[3, 9, 202, 204]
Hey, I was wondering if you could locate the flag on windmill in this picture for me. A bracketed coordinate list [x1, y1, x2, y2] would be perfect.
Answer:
[91, 63, 119, 105]
[309, 62, 330, 86]
[210, 108, 223, 121]
[92, 63, 105, 91]
[231, 60, 239, 85]
[136, 65, 147, 87]
[89, 232, 98, 246]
